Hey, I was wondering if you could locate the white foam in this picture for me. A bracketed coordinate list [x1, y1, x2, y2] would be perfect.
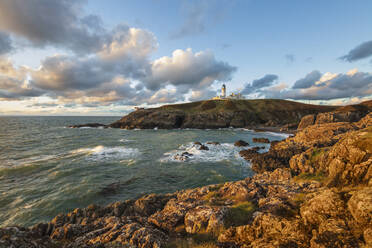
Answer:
[71, 145, 140, 161]
[119, 138, 134, 143]
[160, 142, 250, 165]
[259, 131, 291, 138]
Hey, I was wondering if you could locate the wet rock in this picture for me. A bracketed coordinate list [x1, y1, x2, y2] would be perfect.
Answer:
[234, 140, 249, 147]
[252, 137, 270, 143]
[206, 141, 220, 145]
[239, 149, 258, 160]
[69, 123, 107, 128]
[194, 141, 202, 145]
[199, 144, 209, 150]
[99, 181, 121, 196]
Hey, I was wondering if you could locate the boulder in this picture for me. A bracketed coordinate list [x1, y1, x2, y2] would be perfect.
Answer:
[347, 187, 372, 225]
[252, 137, 270, 143]
[234, 140, 249, 147]
[199, 145, 209, 151]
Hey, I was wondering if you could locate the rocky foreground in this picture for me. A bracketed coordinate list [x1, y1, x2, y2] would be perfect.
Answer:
[2, 113, 372, 247]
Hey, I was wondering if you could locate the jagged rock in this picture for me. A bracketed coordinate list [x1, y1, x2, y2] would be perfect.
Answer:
[239, 149, 258, 160]
[300, 190, 347, 226]
[347, 187, 372, 226]
[310, 218, 359, 248]
[218, 213, 309, 247]
[0, 226, 57, 248]
[148, 198, 200, 231]
[325, 128, 372, 187]
[134, 193, 173, 216]
[184, 206, 228, 234]
[252, 137, 270, 143]
[234, 140, 249, 147]
[298, 114, 316, 129]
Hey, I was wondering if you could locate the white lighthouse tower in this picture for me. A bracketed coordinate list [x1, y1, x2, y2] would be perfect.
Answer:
[221, 84, 226, 98]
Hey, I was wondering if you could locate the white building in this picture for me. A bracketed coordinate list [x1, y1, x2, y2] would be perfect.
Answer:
[212, 84, 245, 100]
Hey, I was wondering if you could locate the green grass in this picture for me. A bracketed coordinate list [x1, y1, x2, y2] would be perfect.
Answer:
[225, 201, 256, 227]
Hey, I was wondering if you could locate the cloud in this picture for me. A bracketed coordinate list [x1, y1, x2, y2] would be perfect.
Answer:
[170, 1, 207, 39]
[292, 70, 322, 89]
[285, 54, 295, 64]
[189, 89, 217, 101]
[0, 32, 13, 55]
[170, 0, 232, 39]
[145, 48, 236, 91]
[0, 0, 107, 54]
[340, 40, 372, 62]
[259, 69, 372, 100]
[0, 0, 236, 107]
[242, 74, 278, 94]
[0, 57, 44, 99]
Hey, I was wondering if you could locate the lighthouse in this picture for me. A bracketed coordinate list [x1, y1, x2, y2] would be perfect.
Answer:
[221, 84, 226, 98]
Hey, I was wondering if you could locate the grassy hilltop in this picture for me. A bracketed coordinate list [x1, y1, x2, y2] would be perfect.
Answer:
[110, 99, 340, 129]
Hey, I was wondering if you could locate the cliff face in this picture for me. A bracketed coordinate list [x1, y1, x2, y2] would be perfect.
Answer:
[298, 100, 372, 129]
[110, 99, 336, 129]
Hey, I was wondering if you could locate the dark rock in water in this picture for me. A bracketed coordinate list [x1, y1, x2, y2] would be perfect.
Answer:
[99, 181, 121, 196]
[182, 152, 193, 157]
[69, 123, 107, 128]
[253, 137, 270, 143]
[206, 141, 220, 145]
[239, 149, 259, 160]
[174, 152, 193, 161]
[234, 140, 249, 147]
[199, 145, 209, 150]
[194, 141, 202, 145]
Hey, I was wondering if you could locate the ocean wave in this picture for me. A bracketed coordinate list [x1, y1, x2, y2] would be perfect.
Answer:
[70, 145, 140, 161]
[258, 131, 291, 138]
[160, 142, 250, 164]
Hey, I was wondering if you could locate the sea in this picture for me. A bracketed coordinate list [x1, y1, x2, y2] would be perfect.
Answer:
[0, 116, 289, 227]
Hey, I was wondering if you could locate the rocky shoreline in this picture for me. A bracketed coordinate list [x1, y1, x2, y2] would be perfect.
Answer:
[2, 111, 372, 247]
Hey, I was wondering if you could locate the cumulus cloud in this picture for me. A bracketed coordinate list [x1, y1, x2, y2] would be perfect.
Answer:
[259, 69, 372, 100]
[0, 57, 44, 99]
[0, 0, 107, 54]
[189, 89, 217, 101]
[340, 40, 372, 62]
[0, 0, 236, 107]
[145, 48, 236, 91]
[0, 32, 13, 55]
[242, 74, 278, 95]
[292, 70, 322, 89]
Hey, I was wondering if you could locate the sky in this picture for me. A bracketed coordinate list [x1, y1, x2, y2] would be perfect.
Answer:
[0, 0, 372, 116]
